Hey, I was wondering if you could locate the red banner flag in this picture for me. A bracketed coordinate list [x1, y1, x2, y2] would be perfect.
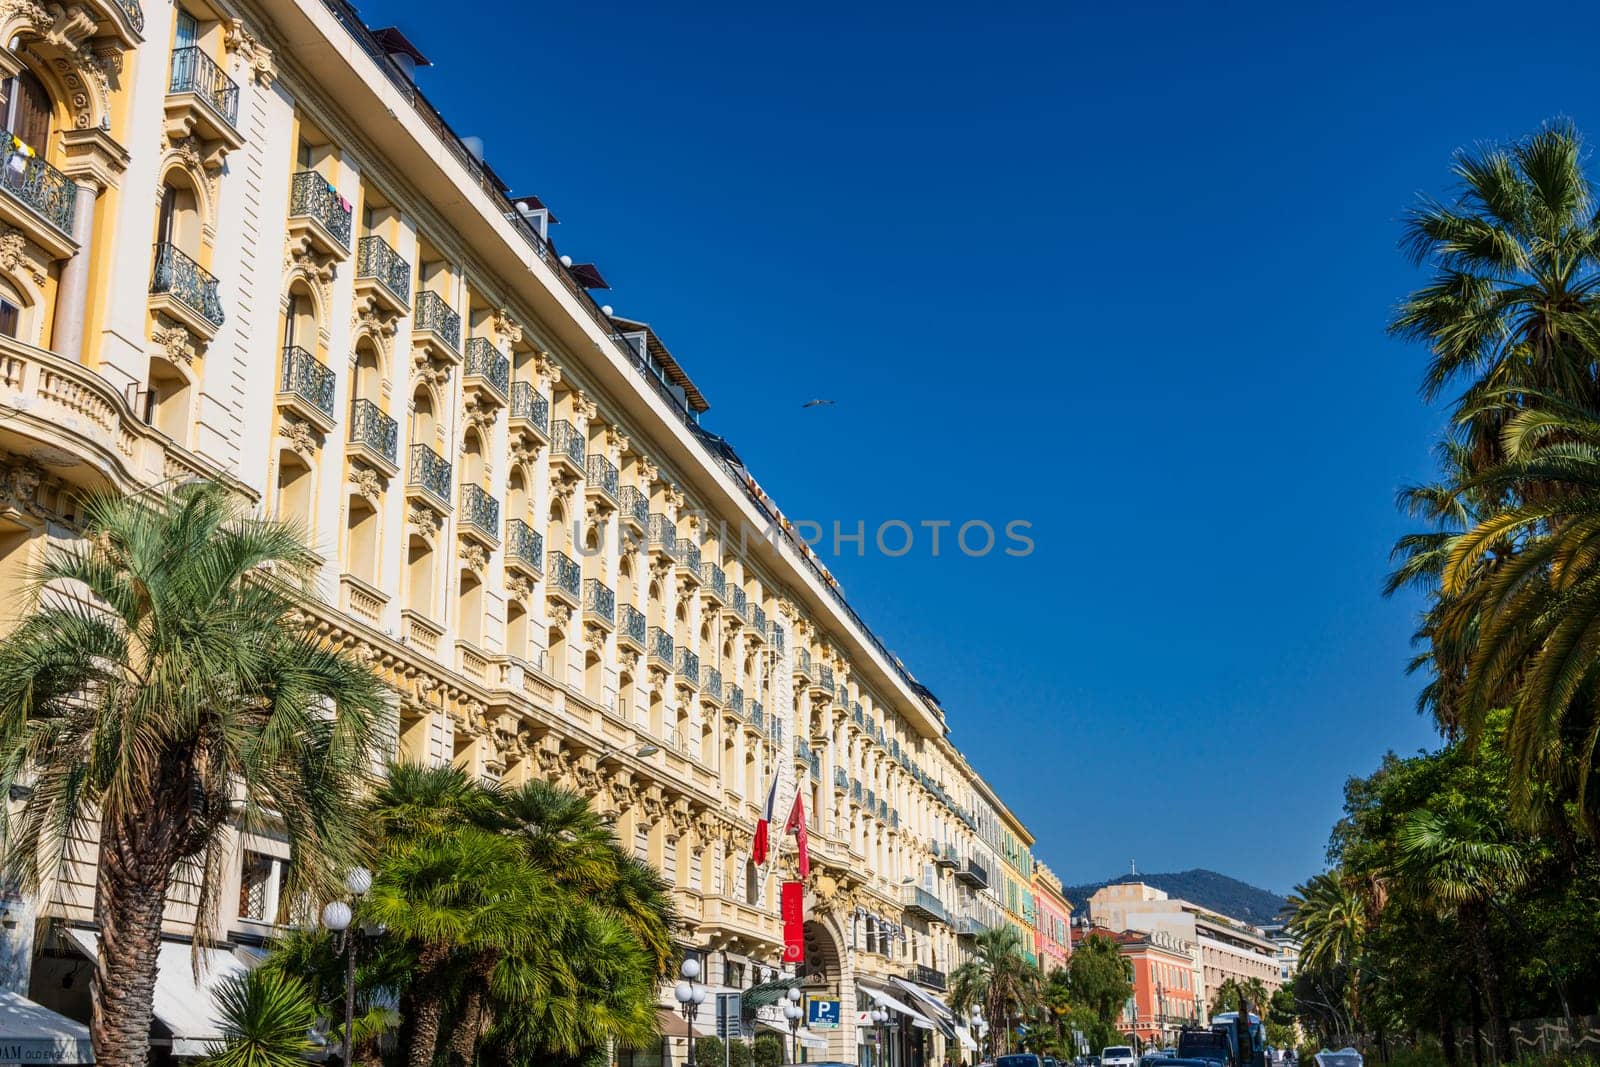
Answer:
[781, 880, 805, 963]
[784, 789, 810, 878]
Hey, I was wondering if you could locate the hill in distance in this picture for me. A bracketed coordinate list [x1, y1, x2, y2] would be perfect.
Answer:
[1060, 868, 1288, 927]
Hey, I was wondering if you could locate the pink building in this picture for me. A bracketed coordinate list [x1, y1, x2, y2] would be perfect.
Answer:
[1034, 864, 1073, 972]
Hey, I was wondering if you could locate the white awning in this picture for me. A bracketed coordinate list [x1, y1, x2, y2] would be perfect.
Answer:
[0, 990, 93, 1063]
[65, 929, 253, 1057]
[889, 978, 956, 1037]
[856, 982, 931, 1026]
[954, 1025, 979, 1051]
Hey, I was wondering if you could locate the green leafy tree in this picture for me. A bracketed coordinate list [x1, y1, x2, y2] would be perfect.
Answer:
[200, 969, 319, 1067]
[693, 1035, 726, 1067]
[752, 1032, 783, 1067]
[950, 925, 1041, 1056]
[0, 482, 385, 1067]
[1066, 933, 1132, 1052]
[727, 1037, 752, 1067]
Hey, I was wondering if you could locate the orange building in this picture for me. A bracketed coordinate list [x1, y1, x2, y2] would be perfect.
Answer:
[1073, 924, 1199, 1047]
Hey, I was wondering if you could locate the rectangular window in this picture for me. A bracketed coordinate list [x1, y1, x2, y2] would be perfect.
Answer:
[0, 299, 18, 339]
[238, 851, 275, 921]
[174, 10, 199, 49]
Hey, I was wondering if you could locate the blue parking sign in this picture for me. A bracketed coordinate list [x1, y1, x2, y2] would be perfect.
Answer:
[808, 997, 841, 1030]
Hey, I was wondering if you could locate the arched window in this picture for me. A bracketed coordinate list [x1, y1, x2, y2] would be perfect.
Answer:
[274, 450, 313, 529]
[547, 499, 569, 556]
[461, 428, 484, 487]
[506, 601, 528, 660]
[156, 172, 202, 256]
[507, 467, 528, 523]
[282, 282, 317, 349]
[0, 276, 27, 340]
[141, 357, 191, 443]
[353, 339, 382, 403]
[409, 386, 436, 449]
[458, 569, 483, 646]
[405, 535, 434, 618]
[345, 495, 378, 585]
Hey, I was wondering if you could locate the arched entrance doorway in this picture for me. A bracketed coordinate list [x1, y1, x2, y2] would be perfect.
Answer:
[800, 918, 848, 1063]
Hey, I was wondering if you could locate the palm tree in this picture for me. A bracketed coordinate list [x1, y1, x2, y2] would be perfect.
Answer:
[0, 482, 385, 1067]
[950, 925, 1039, 1056]
[1389, 121, 1600, 472]
[1284, 872, 1368, 975]
[1395, 806, 1528, 1063]
[200, 969, 319, 1067]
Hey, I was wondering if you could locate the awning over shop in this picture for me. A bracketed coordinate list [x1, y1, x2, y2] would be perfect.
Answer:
[954, 1026, 979, 1051]
[856, 982, 936, 1030]
[889, 978, 957, 1038]
[656, 1008, 703, 1039]
[65, 929, 252, 1058]
[0, 990, 93, 1063]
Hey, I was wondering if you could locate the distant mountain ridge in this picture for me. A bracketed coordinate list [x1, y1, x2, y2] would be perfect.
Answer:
[1060, 869, 1288, 927]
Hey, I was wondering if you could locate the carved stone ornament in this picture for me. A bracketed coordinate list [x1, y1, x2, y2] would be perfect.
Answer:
[506, 574, 533, 601]
[350, 467, 383, 503]
[604, 425, 629, 458]
[161, 134, 222, 207]
[635, 457, 659, 487]
[547, 602, 572, 628]
[533, 350, 560, 386]
[407, 503, 442, 546]
[0, 226, 44, 286]
[491, 307, 521, 348]
[0, 455, 46, 519]
[223, 17, 277, 88]
[459, 541, 487, 574]
[352, 300, 398, 356]
[463, 396, 497, 434]
[410, 348, 450, 389]
[151, 323, 196, 365]
[510, 435, 542, 465]
[548, 469, 579, 505]
[571, 389, 597, 424]
[284, 241, 335, 311]
[278, 416, 317, 457]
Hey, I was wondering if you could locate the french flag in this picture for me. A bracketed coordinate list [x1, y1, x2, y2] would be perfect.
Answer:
[752, 769, 779, 864]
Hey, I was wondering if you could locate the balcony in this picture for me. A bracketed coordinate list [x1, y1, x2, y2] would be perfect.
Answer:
[834, 768, 848, 792]
[149, 242, 224, 338]
[647, 626, 673, 670]
[725, 684, 744, 718]
[900, 888, 949, 926]
[749, 703, 765, 733]
[463, 338, 510, 404]
[582, 578, 615, 630]
[889, 809, 900, 831]
[727, 586, 748, 626]
[506, 519, 543, 580]
[0, 128, 76, 256]
[809, 751, 822, 780]
[287, 170, 352, 260]
[850, 779, 863, 805]
[905, 963, 948, 990]
[935, 843, 960, 869]
[458, 484, 499, 546]
[878, 799, 889, 822]
[617, 602, 646, 652]
[348, 398, 398, 475]
[164, 47, 242, 158]
[648, 515, 678, 560]
[354, 235, 410, 314]
[676, 647, 699, 689]
[585, 455, 618, 510]
[505, 382, 550, 444]
[770, 623, 785, 654]
[675, 539, 701, 581]
[817, 665, 835, 697]
[412, 290, 461, 364]
[276, 345, 336, 431]
[700, 562, 727, 604]
[546, 551, 581, 605]
[752, 604, 768, 636]
[700, 665, 723, 707]
[406, 444, 451, 509]
[618, 486, 648, 536]
[956, 857, 989, 889]
[549, 419, 585, 478]
[794, 648, 814, 682]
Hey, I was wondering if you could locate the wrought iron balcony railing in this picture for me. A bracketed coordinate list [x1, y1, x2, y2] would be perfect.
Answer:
[509, 382, 549, 433]
[168, 46, 239, 129]
[810, 751, 822, 780]
[730, 587, 748, 620]
[701, 664, 722, 696]
[648, 514, 678, 557]
[752, 604, 767, 634]
[619, 602, 646, 645]
[583, 578, 615, 624]
[834, 768, 849, 790]
[905, 963, 947, 990]
[278, 345, 335, 417]
[289, 170, 353, 248]
[506, 519, 543, 574]
[751, 703, 765, 731]
[356, 235, 410, 304]
[676, 647, 699, 682]
[0, 127, 74, 234]
[348, 399, 397, 464]
[459, 483, 499, 540]
[726, 684, 744, 716]
[851, 779, 863, 803]
[550, 419, 585, 467]
[151, 242, 224, 327]
[586, 455, 618, 499]
[114, 0, 143, 32]
[463, 337, 510, 397]
[546, 551, 581, 598]
[796, 648, 812, 675]
[413, 290, 461, 350]
[701, 562, 726, 600]
[675, 538, 701, 571]
[818, 664, 835, 694]
[647, 626, 673, 667]
[618, 486, 648, 529]
[407, 444, 451, 505]
[770, 624, 785, 654]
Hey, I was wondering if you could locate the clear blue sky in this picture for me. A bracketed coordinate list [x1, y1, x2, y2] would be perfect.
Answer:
[353, 0, 1593, 892]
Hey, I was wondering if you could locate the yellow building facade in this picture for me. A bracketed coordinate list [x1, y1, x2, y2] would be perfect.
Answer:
[0, 0, 1052, 1060]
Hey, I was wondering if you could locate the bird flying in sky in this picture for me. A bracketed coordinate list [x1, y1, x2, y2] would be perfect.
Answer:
[801, 399, 837, 408]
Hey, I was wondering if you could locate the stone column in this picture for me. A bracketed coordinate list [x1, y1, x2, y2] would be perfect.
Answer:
[50, 177, 100, 361]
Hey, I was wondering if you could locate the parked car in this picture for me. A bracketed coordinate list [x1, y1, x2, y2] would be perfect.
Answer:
[997, 1055, 1044, 1067]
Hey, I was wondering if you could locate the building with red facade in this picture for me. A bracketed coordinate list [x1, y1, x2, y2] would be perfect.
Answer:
[1072, 923, 1199, 1048]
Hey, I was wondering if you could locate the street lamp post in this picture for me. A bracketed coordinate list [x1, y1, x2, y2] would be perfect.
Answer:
[674, 957, 707, 1067]
[969, 1006, 984, 1063]
[870, 1007, 890, 1067]
[320, 866, 372, 1067]
[784, 987, 803, 1063]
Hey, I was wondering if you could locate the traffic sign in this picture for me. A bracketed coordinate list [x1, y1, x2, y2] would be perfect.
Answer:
[808, 997, 841, 1030]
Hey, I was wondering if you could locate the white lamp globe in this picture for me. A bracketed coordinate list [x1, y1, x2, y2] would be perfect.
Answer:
[784, 1004, 802, 1021]
[321, 900, 352, 932]
[680, 958, 701, 981]
[560, 255, 573, 267]
[787, 987, 803, 1003]
[692, 985, 707, 1005]
[345, 866, 373, 897]
[674, 980, 693, 1004]
[601, 305, 614, 317]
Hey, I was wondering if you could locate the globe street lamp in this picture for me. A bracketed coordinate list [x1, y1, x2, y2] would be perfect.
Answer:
[969, 1007, 985, 1061]
[784, 987, 804, 1063]
[674, 957, 706, 1067]
[321, 866, 372, 1067]
[871, 1007, 890, 1067]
